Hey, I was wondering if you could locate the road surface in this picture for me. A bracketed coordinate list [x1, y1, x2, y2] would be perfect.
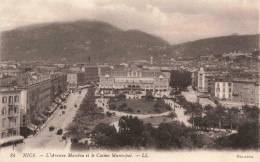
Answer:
[1, 89, 87, 152]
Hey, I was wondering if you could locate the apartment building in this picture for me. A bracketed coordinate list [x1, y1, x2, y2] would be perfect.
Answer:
[197, 67, 221, 93]
[215, 81, 233, 101]
[67, 72, 85, 90]
[232, 79, 259, 107]
[0, 86, 23, 145]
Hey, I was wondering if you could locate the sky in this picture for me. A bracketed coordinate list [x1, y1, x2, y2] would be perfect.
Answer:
[0, 0, 259, 44]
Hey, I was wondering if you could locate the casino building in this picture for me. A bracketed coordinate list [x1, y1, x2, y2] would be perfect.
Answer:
[98, 65, 170, 94]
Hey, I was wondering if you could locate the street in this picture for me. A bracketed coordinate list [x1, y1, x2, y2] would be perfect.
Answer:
[1, 89, 87, 152]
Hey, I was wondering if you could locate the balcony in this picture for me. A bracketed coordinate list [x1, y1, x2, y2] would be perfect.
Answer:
[7, 112, 15, 117]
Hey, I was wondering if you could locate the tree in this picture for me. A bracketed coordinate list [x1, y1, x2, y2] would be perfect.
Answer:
[154, 99, 172, 113]
[109, 103, 116, 110]
[116, 93, 126, 101]
[121, 102, 127, 109]
[203, 109, 218, 131]
[168, 111, 177, 122]
[169, 70, 192, 89]
[214, 105, 227, 132]
[145, 91, 154, 101]
[230, 121, 259, 149]
[225, 107, 240, 132]
[118, 116, 145, 147]
[204, 104, 214, 112]
[185, 102, 203, 128]
[92, 123, 118, 148]
[242, 105, 259, 122]
[64, 123, 84, 141]
[215, 121, 259, 150]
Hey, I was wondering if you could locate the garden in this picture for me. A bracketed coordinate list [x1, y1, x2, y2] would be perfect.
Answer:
[108, 93, 172, 114]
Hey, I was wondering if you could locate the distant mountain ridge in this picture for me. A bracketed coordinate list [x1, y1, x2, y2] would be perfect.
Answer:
[1, 20, 259, 62]
[170, 34, 259, 58]
[1, 20, 169, 63]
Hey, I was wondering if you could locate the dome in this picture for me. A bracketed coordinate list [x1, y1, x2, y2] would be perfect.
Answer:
[105, 74, 110, 78]
[159, 75, 164, 79]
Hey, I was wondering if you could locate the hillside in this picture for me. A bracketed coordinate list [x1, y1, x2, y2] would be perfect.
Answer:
[1, 20, 259, 62]
[170, 34, 259, 57]
[0, 20, 170, 63]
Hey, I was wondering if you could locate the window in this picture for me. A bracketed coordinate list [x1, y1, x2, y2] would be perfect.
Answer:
[8, 108, 12, 115]
[2, 118, 6, 127]
[2, 96, 7, 103]
[13, 130, 17, 136]
[1, 132, 6, 138]
[2, 108, 6, 115]
[8, 96, 13, 103]
[7, 131, 12, 137]
[14, 95, 19, 102]
[14, 107, 18, 113]
[14, 117, 17, 126]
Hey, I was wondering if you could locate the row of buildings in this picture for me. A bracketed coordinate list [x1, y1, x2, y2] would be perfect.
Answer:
[0, 72, 67, 145]
[193, 67, 260, 108]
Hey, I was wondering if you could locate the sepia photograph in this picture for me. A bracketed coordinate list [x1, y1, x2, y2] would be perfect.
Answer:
[0, 0, 259, 162]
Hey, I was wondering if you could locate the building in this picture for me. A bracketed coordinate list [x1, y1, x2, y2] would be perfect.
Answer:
[0, 69, 22, 78]
[82, 66, 99, 82]
[215, 81, 233, 101]
[67, 72, 85, 90]
[213, 78, 260, 108]
[197, 67, 221, 93]
[0, 86, 23, 145]
[17, 74, 52, 130]
[232, 79, 259, 107]
[99, 65, 170, 94]
[50, 73, 67, 101]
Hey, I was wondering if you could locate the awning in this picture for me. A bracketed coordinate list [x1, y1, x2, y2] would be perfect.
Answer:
[27, 123, 37, 131]
[39, 113, 47, 120]
[37, 117, 44, 122]
[0, 136, 24, 145]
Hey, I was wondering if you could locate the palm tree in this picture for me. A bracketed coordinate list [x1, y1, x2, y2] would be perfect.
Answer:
[185, 102, 203, 128]
[203, 109, 218, 131]
[204, 104, 214, 112]
[214, 105, 226, 132]
[225, 107, 240, 132]
[168, 111, 177, 122]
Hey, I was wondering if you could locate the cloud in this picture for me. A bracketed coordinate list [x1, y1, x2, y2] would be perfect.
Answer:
[0, 0, 258, 44]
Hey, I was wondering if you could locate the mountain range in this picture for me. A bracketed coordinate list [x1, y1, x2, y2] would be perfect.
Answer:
[0, 20, 259, 63]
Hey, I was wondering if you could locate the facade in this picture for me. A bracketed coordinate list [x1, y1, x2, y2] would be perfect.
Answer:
[82, 66, 99, 82]
[50, 73, 67, 101]
[232, 79, 259, 107]
[67, 72, 85, 90]
[0, 87, 21, 141]
[17, 74, 52, 128]
[197, 67, 221, 93]
[0, 69, 22, 78]
[215, 81, 233, 101]
[99, 66, 170, 94]
[213, 78, 260, 108]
